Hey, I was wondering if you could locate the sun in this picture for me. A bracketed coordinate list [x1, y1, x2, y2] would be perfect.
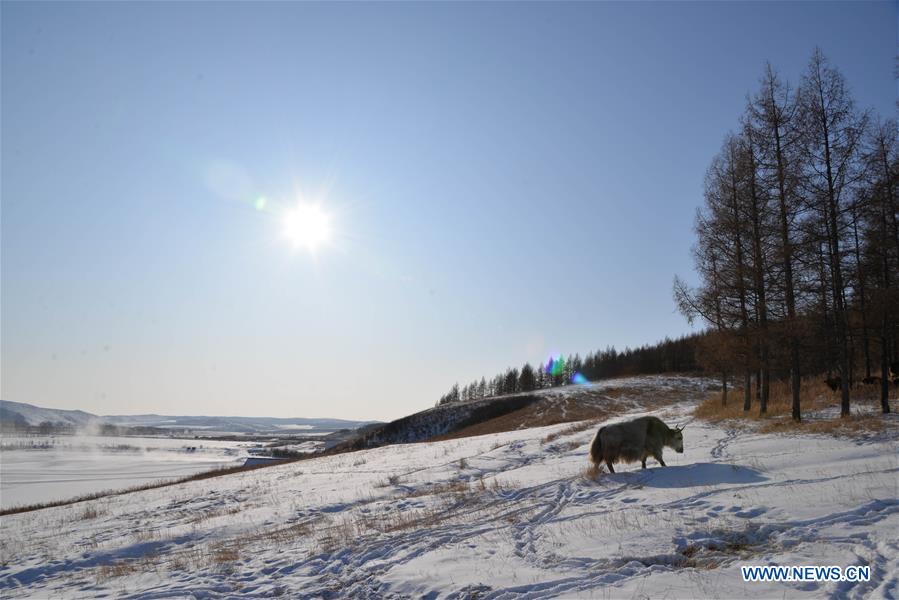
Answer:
[282, 203, 332, 251]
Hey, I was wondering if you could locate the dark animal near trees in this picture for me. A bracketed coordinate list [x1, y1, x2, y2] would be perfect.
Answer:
[589, 416, 684, 474]
[861, 376, 881, 385]
[825, 376, 842, 392]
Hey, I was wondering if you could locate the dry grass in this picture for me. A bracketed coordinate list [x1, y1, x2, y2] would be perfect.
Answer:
[542, 419, 599, 444]
[376, 473, 402, 487]
[759, 414, 888, 435]
[167, 539, 250, 573]
[309, 474, 520, 554]
[695, 378, 838, 422]
[211, 543, 240, 564]
[315, 476, 504, 553]
[405, 478, 470, 499]
[88, 532, 258, 581]
[259, 522, 312, 545]
[94, 560, 140, 583]
[187, 504, 243, 525]
[694, 377, 896, 437]
[556, 440, 583, 452]
[93, 551, 162, 583]
[78, 504, 104, 520]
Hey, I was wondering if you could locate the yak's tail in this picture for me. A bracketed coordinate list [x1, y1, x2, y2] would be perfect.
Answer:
[589, 428, 604, 465]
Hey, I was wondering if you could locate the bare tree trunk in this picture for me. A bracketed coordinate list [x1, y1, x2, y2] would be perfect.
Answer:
[710, 254, 728, 408]
[725, 140, 754, 412]
[817, 241, 832, 377]
[802, 49, 862, 417]
[745, 128, 770, 414]
[851, 205, 871, 380]
[878, 136, 895, 413]
[821, 127, 851, 417]
[773, 123, 802, 419]
[743, 370, 752, 411]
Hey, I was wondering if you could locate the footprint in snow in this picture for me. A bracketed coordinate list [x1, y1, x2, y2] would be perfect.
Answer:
[734, 507, 767, 518]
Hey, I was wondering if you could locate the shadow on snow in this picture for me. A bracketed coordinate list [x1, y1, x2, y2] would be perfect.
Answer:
[608, 462, 768, 488]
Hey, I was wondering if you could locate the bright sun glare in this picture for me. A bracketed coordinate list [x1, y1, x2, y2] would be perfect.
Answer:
[282, 203, 333, 251]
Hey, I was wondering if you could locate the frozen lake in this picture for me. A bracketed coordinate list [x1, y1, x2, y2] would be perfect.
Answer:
[0, 435, 252, 510]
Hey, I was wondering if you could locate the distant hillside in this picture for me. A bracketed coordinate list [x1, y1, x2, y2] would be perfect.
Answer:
[336, 375, 713, 451]
[100, 414, 378, 434]
[337, 393, 543, 451]
[0, 400, 100, 429]
[0, 400, 378, 435]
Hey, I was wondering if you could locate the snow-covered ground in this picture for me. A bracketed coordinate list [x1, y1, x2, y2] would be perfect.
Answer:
[1, 378, 897, 599]
[0, 436, 251, 510]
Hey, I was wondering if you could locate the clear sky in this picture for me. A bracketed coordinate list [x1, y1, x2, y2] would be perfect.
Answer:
[2, 2, 896, 421]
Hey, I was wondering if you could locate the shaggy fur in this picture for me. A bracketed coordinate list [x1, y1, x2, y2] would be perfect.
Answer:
[589, 416, 684, 474]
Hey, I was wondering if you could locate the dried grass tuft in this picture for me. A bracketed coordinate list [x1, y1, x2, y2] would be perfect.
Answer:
[542, 420, 599, 444]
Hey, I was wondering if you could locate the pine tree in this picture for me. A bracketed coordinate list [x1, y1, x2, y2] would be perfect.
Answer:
[519, 363, 536, 392]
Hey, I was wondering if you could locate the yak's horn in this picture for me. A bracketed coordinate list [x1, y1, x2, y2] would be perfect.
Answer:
[675, 419, 692, 431]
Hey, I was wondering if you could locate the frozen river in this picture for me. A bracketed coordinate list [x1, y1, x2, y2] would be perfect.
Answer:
[0, 435, 252, 510]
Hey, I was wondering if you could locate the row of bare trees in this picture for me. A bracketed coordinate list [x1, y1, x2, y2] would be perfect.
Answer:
[675, 49, 898, 420]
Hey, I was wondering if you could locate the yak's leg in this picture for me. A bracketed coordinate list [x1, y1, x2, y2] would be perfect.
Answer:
[605, 460, 615, 474]
[653, 452, 666, 467]
[641, 454, 647, 469]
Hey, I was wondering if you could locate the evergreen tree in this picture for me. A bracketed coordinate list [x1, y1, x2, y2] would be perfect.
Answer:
[519, 363, 536, 391]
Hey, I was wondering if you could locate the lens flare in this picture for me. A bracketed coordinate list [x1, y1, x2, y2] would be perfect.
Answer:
[547, 355, 566, 377]
[543, 355, 588, 384]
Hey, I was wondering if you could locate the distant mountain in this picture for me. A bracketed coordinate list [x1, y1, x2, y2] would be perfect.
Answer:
[0, 400, 379, 434]
[0, 400, 101, 429]
[100, 413, 379, 434]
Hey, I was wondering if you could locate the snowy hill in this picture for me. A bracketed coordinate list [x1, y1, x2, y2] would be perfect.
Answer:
[0, 400, 101, 429]
[2, 375, 896, 598]
[342, 375, 713, 450]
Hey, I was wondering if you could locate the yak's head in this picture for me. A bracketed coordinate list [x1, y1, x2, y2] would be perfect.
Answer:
[671, 424, 685, 453]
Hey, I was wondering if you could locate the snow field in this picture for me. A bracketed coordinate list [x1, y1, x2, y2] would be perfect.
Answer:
[1, 380, 896, 599]
[1, 436, 252, 510]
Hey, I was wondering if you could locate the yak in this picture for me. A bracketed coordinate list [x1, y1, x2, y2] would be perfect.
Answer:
[589, 416, 684, 474]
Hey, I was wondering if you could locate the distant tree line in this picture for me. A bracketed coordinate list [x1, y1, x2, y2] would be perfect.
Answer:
[437, 334, 701, 406]
[674, 49, 897, 421]
[0, 419, 172, 437]
[0, 420, 77, 435]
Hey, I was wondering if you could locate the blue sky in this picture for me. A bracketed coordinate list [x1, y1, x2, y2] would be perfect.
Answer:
[2, 2, 896, 420]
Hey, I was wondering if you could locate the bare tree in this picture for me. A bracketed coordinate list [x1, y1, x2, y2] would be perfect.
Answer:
[748, 64, 805, 420]
[862, 119, 898, 413]
[798, 49, 868, 417]
[740, 124, 773, 413]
